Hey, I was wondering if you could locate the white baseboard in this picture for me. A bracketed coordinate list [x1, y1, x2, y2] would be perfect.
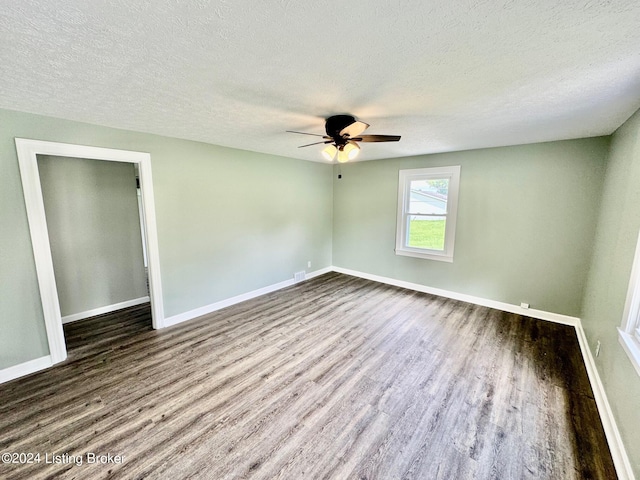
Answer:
[332, 266, 634, 479]
[62, 296, 150, 324]
[575, 323, 635, 480]
[163, 267, 332, 328]
[4, 266, 634, 479]
[305, 266, 333, 280]
[2, 270, 332, 382]
[0, 355, 52, 384]
[331, 267, 579, 326]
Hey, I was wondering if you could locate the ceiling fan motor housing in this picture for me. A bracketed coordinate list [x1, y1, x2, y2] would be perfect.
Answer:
[287, 115, 399, 159]
[325, 115, 358, 143]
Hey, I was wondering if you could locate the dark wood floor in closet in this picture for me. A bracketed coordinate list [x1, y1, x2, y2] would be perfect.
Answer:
[0, 273, 615, 479]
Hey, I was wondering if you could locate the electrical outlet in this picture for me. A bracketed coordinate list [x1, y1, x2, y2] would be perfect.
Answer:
[520, 302, 530, 309]
[307, 261, 311, 268]
[595, 341, 601, 357]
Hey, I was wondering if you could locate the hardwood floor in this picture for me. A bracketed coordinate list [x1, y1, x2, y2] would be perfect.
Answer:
[0, 273, 615, 479]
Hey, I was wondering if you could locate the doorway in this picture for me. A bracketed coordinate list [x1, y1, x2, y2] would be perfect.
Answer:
[16, 139, 165, 365]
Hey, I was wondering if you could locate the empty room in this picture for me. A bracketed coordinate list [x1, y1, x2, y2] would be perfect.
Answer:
[1, 1, 639, 479]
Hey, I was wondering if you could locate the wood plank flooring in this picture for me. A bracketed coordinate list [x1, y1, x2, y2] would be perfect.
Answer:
[0, 272, 616, 479]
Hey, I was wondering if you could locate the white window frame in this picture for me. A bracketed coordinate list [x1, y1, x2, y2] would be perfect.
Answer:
[619, 229, 640, 378]
[395, 166, 461, 263]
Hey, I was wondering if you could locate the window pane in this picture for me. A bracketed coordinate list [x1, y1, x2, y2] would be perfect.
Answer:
[407, 215, 446, 250]
[409, 179, 448, 214]
[396, 166, 460, 262]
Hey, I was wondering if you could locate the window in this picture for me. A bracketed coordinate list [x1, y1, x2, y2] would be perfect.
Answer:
[395, 166, 461, 262]
[619, 231, 640, 378]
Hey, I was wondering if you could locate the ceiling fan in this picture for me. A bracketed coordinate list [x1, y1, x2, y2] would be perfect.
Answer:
[287, 115, 401, 163]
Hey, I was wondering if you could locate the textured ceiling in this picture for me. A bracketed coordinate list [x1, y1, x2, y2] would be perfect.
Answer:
[1, 0, 640, 162]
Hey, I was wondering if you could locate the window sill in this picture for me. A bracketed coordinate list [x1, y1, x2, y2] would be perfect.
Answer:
[618, 328, 640, 378]
[395, 248, 453, 263]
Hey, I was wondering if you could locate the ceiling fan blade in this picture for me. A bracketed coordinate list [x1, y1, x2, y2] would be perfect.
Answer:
[298, 140, 332, 148]
[286, 130, 329, 138]
[353, 134, 401, 142]
[339, 121, 369, 138]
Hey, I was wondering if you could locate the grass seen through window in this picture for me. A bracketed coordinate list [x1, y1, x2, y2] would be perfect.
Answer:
[408, 219, 445, 250]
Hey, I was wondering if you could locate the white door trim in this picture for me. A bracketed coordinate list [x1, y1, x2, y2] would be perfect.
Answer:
[15, 138, 166, 364]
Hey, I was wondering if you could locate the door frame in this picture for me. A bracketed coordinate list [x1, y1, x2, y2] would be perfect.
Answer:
[15, 138, 165, 364]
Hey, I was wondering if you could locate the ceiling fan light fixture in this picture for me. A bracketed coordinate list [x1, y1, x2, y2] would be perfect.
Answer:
[321, 144, 337, 161]
[344, 142, 360, 160]
[289, 115, 400, 162]
[337, 142, 359, 163]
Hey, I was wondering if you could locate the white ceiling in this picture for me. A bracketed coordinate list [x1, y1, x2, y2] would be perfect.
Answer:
[2, 0, 640, 162]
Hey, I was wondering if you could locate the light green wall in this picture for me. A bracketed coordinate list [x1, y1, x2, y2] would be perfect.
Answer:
[0, 108, 333, 369]
[38, 156, 148, 317]
[333, 138, 609, 316]
[153, 138, 333, 317]
[0, 118, 50, 368]
[2, 104, 637, 472]
[581, 108, 640, 477]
